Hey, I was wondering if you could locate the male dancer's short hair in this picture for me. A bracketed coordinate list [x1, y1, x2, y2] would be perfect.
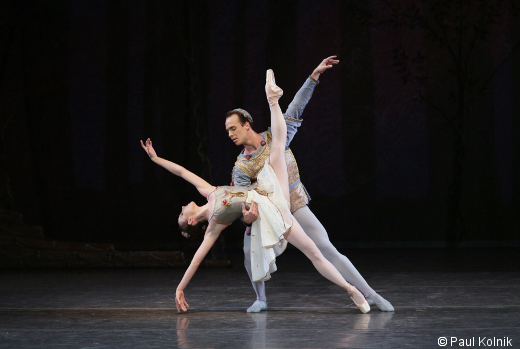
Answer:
[226, 109, 254, 128]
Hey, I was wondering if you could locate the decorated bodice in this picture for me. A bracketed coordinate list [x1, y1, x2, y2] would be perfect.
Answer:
[232, 131, 310, 213]
[234, 131, 273, 181]
[209, 186, 250, 224]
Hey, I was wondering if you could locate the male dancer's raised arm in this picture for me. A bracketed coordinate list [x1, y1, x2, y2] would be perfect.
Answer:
[284, 56, 338, 146]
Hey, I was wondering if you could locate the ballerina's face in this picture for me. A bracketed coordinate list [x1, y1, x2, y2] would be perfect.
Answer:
[178, 201, 197, 226]
[225, 114, 250, 146]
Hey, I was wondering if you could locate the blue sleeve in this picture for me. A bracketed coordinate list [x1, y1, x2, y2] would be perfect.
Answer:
[233, 166, 252, 187]
[283, 78, 317, 146]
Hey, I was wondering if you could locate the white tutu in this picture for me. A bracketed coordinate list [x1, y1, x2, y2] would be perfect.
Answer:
[246, 159, 293, 282]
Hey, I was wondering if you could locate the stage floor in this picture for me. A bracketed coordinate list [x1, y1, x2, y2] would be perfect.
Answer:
[1, 248, 519, 348]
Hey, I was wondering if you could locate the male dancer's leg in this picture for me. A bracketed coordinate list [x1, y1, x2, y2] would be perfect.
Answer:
[243, 228, 268, 313]
[293, 206, 394, 311]
[241, 68, 286, 314]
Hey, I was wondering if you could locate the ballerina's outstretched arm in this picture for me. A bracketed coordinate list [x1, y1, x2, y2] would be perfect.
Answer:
[141, 138, 228, 312]
[140, 138, 215, 198]
[175, 219, 228, 312]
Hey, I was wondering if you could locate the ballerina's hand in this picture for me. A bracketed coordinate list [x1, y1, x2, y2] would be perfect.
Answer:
[176, 289, 190, 313]
[140, 138, 158, 160]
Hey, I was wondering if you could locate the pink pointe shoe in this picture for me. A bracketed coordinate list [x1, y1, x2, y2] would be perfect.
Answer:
[266, 69, 283, 106]
[346, 285, 371, 314]
[351, 295, 371, 314]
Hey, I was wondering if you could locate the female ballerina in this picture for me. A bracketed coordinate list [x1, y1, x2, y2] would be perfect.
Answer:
[140, 70, 371, 314]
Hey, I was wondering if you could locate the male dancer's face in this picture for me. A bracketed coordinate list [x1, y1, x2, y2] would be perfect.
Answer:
[225, 114, 250, 146]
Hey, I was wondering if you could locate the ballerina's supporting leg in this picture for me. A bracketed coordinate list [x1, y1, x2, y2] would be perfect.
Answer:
[266, 70, 369, 313]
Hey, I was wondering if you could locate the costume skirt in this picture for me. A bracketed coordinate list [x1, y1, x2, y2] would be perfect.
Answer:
[246, 159, 293, 282]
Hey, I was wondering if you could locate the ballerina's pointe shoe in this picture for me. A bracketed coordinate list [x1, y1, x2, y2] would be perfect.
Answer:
[265, 69, 283, 106]
[346, 285, 371, 314]
[351, 295, 371, 314]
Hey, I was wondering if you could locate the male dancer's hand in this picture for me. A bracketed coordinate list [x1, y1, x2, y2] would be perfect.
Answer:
[176, 289, 189, 313]
[242, 202, 259, 224]
[311, 55, 339, 81]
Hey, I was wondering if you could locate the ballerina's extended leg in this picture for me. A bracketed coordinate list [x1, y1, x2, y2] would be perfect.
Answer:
[265, 69, 370, 313]
[265, 69, 290, 202]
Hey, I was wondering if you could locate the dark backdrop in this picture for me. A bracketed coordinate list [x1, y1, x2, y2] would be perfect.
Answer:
[1, 0, 519, 251]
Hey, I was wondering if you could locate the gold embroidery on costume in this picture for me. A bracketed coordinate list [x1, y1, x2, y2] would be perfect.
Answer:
[234, 131, 309, 213]
[235, 131, 272, 179]
[285, 149, 309, 212]
[308, 75, 319, 84]
[285, 149, 300, 187]
[210, 187, 250, 223]
[220, 189, 245, 209]
[254, 188, 268, 196]
[284, 116, 303, 123]
[290, 182, 309, 212]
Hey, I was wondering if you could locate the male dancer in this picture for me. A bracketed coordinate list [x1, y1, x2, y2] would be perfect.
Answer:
[225, 56, 394, 313]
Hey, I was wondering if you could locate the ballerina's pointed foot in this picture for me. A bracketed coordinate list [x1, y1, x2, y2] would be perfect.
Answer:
[351, 296, 371, 314]
[266, 69, 283, 106]
[346, 285, 371, 313]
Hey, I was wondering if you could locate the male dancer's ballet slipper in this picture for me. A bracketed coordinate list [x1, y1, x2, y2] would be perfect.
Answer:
[266, 69, 283, 106]
[367, 293, 394, 312]
[247, 300, 268, 313]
